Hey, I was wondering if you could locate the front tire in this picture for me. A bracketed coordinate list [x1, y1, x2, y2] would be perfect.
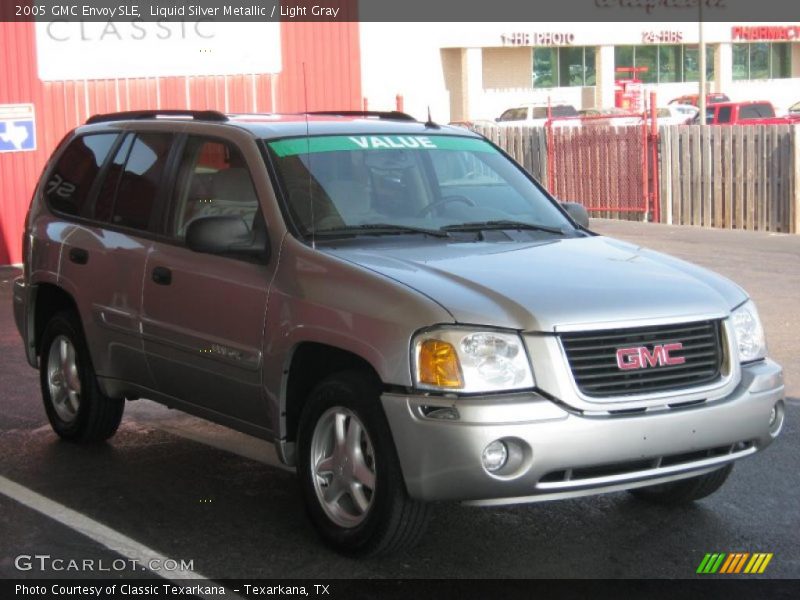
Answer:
[628, 464, 733, 505]
[39, 311, 124, 442]
[297, 370, 429, 555]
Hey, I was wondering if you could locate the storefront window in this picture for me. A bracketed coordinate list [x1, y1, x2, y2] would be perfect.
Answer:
[750, 43, 770, 79]
[533, 48, 557, 87]
[638, 46, 658, 83]
[584, 47, 596, 85]
[771, 43, 791, 78]
[534, 46, 596, 87]
[616, 46, 633, 72]
[683, 46, 715, 82]
[616, 45, 713, 84]
[559, 47, 581, 86]
[732, 44, 749, 80]
[658, 46, 683, 83]
[732, 42, 791, 80]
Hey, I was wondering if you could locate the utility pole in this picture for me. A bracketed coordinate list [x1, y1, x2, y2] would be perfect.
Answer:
[698, 0, 706, 121]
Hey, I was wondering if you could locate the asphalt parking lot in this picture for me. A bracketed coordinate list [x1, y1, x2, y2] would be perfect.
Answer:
[0, 219, 798, 582]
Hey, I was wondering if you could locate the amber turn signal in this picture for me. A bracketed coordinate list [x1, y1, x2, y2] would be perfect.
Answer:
[417, 339, 463, 388]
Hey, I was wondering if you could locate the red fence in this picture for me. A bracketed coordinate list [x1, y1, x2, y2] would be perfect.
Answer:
[0, 17, 362, 265]
[547, 121, 650, 214]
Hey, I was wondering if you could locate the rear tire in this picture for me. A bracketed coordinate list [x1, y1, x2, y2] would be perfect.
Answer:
[628, 464, 733, 505]
[39, 311, 124, 442]
[296, 370, 430, 555]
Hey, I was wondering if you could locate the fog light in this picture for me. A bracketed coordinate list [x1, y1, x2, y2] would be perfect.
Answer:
[769, 400, 785, 437]
[482, 440, 508, 473]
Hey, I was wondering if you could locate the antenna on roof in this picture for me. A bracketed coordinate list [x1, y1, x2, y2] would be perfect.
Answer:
[425, 106, 440, 129]
[303, 62, 315, 250]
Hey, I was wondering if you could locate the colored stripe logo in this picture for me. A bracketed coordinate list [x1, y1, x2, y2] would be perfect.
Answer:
[268, 135, 496, 157]
[697, 553, 773, 574]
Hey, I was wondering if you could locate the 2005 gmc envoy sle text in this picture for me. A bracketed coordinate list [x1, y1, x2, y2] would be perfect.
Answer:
[12, 109, 785, 555]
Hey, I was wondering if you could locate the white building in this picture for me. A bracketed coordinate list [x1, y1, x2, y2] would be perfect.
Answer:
[360, 22, 800, 121]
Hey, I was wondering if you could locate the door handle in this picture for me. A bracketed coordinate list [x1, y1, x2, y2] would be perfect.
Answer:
[151, 266, 172, 286]
[68, 247, 89, 265]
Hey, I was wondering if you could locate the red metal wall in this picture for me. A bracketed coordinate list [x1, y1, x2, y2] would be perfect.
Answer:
[0, 18, 361, 265]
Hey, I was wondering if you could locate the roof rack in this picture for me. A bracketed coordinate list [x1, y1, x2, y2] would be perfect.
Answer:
[304, 110, 416, 122]
[86, 110, 228, 125]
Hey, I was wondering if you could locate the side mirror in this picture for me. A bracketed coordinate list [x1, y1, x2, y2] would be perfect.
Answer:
[186, 216, 268, 258]
[561, 202, 590, 229]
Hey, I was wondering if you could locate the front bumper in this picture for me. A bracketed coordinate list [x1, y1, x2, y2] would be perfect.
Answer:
[381, 359, 784, 505]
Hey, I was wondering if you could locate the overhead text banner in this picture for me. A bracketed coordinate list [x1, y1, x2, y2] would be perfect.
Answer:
[3, 0, 800, 22]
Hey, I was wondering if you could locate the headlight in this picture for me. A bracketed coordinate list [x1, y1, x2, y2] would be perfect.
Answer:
[413, 328, 534, 393]
[731, 300, 766, 362]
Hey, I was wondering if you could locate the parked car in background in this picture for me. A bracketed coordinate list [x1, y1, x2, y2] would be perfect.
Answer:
[448, 119, 499, 130]
[496, 103, 580, 127]
[668, 93, 729, 107]
[699, 101, 800, 125]
[579, 107, 641, 127]
[656, 104, 699, 126]
[788, 101, 800, 115]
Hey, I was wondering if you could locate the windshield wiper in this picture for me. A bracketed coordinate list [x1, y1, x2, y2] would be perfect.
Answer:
[313, 223, 451, 239]
[441, 220, 566, 235]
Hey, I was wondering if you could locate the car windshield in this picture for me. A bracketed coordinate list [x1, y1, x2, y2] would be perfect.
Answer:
[265, 134, 573, 239]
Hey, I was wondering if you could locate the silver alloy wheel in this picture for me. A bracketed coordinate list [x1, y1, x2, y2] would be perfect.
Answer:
[47, 335, 82, 423]
[310, 406, 377, 528]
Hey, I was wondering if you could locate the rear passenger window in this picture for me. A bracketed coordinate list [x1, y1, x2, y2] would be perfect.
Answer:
[93, 134, 134, 223]
[170, 137, 259, 239]
[111, 133, 174, 230]
[45, 134, 117, 216]
[740, 104, 774, 119]
[717, 106, 732, 124]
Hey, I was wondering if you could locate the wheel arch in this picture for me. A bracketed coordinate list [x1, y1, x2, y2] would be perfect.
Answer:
[33, 283, 82, 358]
[278, 341, 384, 465]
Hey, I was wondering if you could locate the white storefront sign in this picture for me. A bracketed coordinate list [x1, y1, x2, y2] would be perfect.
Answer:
[35, 21, 281, 81]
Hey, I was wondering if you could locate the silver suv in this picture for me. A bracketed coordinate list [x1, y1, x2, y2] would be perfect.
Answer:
[12, 110, 785, 555]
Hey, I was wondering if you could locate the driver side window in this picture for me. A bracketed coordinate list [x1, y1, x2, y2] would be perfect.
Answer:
[170, 137, 259, 240]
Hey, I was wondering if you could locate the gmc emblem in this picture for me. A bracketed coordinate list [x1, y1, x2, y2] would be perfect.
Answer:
[616, 343, 686, 370]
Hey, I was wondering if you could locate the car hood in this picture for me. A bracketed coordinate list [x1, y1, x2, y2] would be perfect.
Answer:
[323, 235, 748, 332]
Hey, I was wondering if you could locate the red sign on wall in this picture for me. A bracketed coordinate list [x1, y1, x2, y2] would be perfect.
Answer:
[731, 26, 800, 41]
[501, 32, 575, 46]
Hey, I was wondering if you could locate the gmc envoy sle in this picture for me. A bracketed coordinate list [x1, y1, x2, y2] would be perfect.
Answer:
[12, 110, 785, 555]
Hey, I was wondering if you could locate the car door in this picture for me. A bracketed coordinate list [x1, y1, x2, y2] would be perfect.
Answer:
[140, 134, 272, 428]
[52, 131, 174, 390]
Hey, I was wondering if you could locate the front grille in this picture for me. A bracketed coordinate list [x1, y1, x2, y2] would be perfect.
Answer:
[560, 320, 724, 398]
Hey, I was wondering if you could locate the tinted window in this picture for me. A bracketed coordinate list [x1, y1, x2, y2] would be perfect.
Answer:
[499, 108, 528, 122]
[740, 104, 775, 119]
[717, 106, 732, 124]
[45, 134, 117, 216]
[93, 134, 134, 222]
[111, 133, 173, 230]
[532, 105, 578, 119]
[170, 137, 259, 239]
